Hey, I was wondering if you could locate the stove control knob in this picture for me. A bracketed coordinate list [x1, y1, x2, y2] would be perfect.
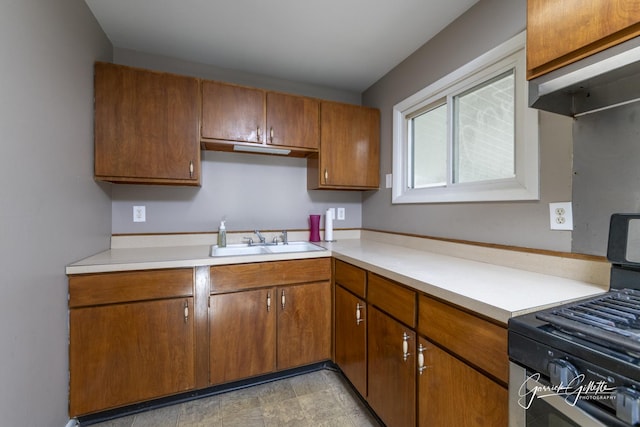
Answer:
[616, 387, 640, 425]
[548, 359, 580, 387]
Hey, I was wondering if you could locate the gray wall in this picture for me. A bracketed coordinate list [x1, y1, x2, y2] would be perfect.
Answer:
[0, 1, 112, 426]
[361, 0, 575, 252]
[111, 51, 363, 235]
[573, 103, 640, 256]
[112, 151, 362, 233]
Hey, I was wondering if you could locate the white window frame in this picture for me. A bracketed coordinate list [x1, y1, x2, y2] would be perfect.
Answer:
[392, 32, 539, 204]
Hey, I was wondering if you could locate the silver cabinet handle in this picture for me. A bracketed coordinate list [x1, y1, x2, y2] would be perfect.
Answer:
[356, 302, 363, 325]
[418, 344, 426, 374]
[324, 169, 328, 184]
[183, 300, 189, 323]
[402, 332, 411, 361]
[269, 127, 274, 143]
[281, 289, 286, 310]
[257, 126, 262, 142]
[189, 160, 194, 178]
[266, 291, 271, 312]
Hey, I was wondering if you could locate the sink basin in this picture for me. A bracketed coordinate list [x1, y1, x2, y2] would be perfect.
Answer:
[210, 245, 269, 257]
[210, 241, 326, 257]
[265, 241, 326, 253]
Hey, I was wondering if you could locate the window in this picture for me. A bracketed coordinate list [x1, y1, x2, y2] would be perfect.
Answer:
[392, 32, 538, 204]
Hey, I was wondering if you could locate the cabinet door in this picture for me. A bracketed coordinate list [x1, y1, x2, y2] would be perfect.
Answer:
[69, 298, 195, 416]
[201, 81, 265, 143]
[367, 307, 416, 427]
[209, 288, 276, 384]
[277, 281, 332, 369]
[418, 337, 508, 426]
[266, 92, 319, 149]
[527, 0, 640, 79]
[94, 62, 200, 185]
[335, 285, 367, 397]
[310, 101, 380, 189]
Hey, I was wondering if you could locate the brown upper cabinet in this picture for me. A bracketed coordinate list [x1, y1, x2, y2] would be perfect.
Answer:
[527, 0, 640, 79]
[308, 101, 380, 190]
[94, 62, 201, 185]
[201, 81, 319, 154]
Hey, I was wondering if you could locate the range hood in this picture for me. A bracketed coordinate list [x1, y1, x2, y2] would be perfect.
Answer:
[529, 36, 640, 117]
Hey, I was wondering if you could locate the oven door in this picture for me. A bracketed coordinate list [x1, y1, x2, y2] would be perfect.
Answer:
[509, 363, 627, 427]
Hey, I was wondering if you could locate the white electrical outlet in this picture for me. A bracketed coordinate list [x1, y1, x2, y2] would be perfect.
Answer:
[337, 207, 345, 220]
[549, 202, 572, 230]
[133, 206, 146, 223]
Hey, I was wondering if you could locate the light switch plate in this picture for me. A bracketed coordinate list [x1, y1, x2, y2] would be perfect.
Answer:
[133, 206, 146, 223]
[385, 174, 392, 189]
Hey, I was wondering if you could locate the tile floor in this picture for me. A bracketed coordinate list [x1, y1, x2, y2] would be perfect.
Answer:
[84, 369, 382, 427]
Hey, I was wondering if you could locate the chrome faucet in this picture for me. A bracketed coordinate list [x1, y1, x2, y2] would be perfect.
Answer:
[273, 230, 288, 245]
[254, 230, 266, 244]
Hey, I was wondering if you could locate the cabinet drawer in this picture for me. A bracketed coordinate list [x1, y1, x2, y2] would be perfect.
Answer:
[334, 259, 366, 298]
[367, 273, 416, 328]
[418, 294, 508, 384]
[210, 258, 331, 292]
[69, 268, 194, 308]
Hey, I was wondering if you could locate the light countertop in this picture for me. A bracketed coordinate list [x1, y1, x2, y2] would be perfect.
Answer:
[67, 235, 609, 324]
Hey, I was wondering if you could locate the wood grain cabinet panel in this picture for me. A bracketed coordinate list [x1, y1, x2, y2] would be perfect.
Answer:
[94, 62, 200, 185]
[69, 297, 196, 416]
[201, 80, 265, 143]
[308, 101, 380, 190]
[418, 337, 508, 427]
[277, 281, 332, 369]
[367, 306, 416, 427]
[201, 80, 319, 153]
[527, 0, 640, 79]
[335, 285, 367, 397]
[418, 295, 508, 384]
[266, 92, 319, 149]
[334, 259, 367, 298]
[209, 288, 276, 384]
[368, 273, 416, 328]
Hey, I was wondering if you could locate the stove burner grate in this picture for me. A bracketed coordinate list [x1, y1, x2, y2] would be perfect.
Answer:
[536, 289, 640, 355]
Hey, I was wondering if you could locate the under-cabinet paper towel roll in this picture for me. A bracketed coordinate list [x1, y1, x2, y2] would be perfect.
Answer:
[325, 208, 334, 241]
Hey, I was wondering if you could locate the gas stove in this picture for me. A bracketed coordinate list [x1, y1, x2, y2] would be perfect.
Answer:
[508, 214, 640, 427]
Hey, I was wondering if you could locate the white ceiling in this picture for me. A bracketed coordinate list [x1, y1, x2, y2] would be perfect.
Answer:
[85, 0, 479, 92]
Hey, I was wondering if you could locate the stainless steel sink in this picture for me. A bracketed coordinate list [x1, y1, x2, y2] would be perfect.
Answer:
[210, 241, 326, 257]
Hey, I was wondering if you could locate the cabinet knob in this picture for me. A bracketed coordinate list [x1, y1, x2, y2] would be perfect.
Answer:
[402, 332, 411, 361]
[266, 291, 271, 312]
[356, 302, 364, 325]
[183, 300, 189, 323]
[281, 289, 286, 310]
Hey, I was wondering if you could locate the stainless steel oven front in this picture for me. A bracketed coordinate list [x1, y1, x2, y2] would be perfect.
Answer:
[509, 362, 623, 427]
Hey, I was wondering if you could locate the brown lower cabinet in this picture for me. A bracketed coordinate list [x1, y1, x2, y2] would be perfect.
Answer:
[418, 337, 508, 426]
[209, 288, 276, 384]
[333, 260, 509, 427]
[209, 281, 331, 385]
[368, 306, 416, 427]
[209, 259, 332, 385]
[68, 258, 331, 417]
[334, 285, 367, 397]
[68, 269, 196, 416]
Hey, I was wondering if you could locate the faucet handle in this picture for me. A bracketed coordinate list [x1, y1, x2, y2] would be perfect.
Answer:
[282, 230, 288, 244]
[243, 237, 254, 246]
